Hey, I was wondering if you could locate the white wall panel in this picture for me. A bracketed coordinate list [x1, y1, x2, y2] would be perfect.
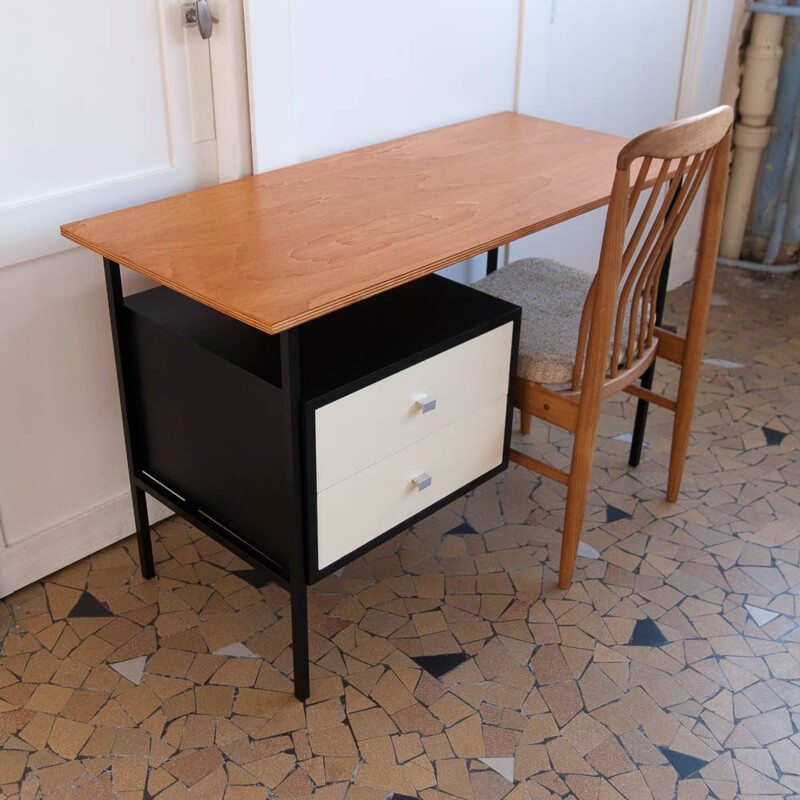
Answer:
[246, 0, 736, 288]
[0, 0, 219, 269]
[0, 249, 122, 542]
[511, 0, 736, 288]
[246, 0, 519, 171]
[510, 0, 692, 278]
[520, 0, 691, 138]
[245, 0, 520, 282]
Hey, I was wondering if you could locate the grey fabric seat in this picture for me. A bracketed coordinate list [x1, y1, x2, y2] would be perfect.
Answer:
[474, 257, 594, 384]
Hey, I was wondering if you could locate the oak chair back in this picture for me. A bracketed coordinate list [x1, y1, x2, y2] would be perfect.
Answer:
[508, 106, 733, 589]
[571, 106, 734, 393]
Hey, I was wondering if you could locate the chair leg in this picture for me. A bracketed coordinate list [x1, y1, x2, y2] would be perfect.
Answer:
[520, 411, 532, 436]
[666, 311, 709, 502]
[558, 424, 599, 589]
[559, 461, 593, 590]
[664, 131, 731, 500]
[666, 263, 713, 503]
[666, 371, 700, 502]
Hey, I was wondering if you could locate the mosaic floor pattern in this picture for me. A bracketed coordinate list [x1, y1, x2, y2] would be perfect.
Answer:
[2, 267, 800, 799]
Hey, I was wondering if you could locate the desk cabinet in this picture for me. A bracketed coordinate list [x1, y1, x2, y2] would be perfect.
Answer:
[124, 273, 518, 579]
[117, 271, 519, 695]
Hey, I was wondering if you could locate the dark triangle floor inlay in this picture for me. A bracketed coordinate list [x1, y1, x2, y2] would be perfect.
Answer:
[68, 591, 113, 618]
[628, 617, 668, 646]
[446, 521, 477, 535]
[389, 795, 418, 800]
[763, 426, 788, 446]
[659, 746, 709, 779]
[661, 323, 678, 333]
[606, 504, 632, 524]
[411, 652, 469, 679]
[231, 568, 271, 588]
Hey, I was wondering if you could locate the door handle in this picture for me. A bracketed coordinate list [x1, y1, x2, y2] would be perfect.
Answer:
[183, 0, 217, 39]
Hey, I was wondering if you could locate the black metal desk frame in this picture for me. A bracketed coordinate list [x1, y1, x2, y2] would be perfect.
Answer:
[104, 258, 520, 702]
[104, 258, 311, 698]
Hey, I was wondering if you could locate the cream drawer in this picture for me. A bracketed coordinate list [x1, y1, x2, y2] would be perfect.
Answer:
[314, 322, 513, 491]
[316, 396, 506, 569]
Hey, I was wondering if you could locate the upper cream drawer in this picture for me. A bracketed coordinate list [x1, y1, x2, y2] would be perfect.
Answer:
[314, 322, 513, 491]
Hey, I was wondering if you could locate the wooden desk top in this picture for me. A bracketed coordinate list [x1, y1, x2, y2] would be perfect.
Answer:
[62, 112, 627, 334]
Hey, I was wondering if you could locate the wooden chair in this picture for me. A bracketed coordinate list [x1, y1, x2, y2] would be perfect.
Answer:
[474, 106, 733, 589]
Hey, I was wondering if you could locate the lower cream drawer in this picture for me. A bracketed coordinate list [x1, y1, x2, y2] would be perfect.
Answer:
[316, 396, 507, 570]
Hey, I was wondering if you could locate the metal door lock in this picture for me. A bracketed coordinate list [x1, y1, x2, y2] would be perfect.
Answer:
[183, 1, 217, 39]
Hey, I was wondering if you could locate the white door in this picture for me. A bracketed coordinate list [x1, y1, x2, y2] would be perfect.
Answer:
[0, 0, 250, 596]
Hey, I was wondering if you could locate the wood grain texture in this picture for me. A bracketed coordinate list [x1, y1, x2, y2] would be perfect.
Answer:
[61, 112, 628, 334]
[618, 105, 733, 166]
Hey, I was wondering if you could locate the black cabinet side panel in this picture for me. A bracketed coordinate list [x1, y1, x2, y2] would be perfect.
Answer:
[126, 310, 291, 571]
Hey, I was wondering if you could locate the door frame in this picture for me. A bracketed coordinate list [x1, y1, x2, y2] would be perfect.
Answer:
[209, 0, 253, 182]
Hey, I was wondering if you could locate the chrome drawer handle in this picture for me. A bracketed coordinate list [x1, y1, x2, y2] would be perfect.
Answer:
[412, 472, 432, 491]
[415, 395, 437, 414]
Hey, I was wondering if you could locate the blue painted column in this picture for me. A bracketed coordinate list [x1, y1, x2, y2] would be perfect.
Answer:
[750, 1, 800, 249]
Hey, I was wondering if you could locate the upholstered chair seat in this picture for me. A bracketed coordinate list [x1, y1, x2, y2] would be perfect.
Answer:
[474, 257, 593, 384]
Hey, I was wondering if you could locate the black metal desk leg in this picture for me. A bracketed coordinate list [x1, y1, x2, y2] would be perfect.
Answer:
[629, 175, 683, 468]
[280, 327, 310, 702]
[487, 247, 499, 274]
[131, 486, 155, 580]
[628, 242, 673, 468]
[102, 258, 155, 579]
[628, 371, 655, 468]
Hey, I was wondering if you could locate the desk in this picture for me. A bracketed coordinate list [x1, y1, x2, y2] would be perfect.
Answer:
[62, 112, 628, 700]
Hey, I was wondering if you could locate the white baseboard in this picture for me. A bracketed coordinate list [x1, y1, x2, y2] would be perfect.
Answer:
[0, 492, 171, 598]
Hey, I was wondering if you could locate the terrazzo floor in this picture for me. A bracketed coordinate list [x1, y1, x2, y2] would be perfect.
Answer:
[2, 266, 800, 800]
